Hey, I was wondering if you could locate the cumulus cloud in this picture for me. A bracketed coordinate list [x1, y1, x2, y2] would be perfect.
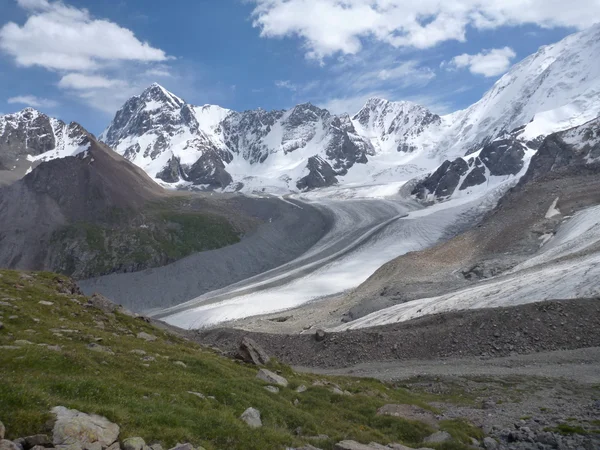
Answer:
[0, 0, 174, 113]
[449, 47, 516, 77]
[8, 95, 58, 108]
[0, 0, 168, 71]
[58, 73, 126, 90]
[250, 0, 598, 61]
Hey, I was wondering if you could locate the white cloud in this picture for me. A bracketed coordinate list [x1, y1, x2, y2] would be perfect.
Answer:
[8, 95, 58, 108]
[449, 47, 516, 77]
[250, 0, 598, 61]
[275, 80, 298, 91]
[58, 73, 125, 90]
[0, 0, 169, 71]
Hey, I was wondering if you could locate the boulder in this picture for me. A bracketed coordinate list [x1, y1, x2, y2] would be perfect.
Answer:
[122, 438, 145, 450]
[0, 441, 19, 450]
[236, 337, 270, 366]
[315, 330, 326, 342]
[240, 408, 262, 429]
[51, 406, 119, 448]
[423, 431, 452, 444]
[256, 369, 288, 387]
[376, 404, 439, 429]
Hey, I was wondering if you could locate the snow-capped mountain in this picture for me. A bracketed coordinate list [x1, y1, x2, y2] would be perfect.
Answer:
[0, 108, 90, 183]
[99, 24, 600, 198]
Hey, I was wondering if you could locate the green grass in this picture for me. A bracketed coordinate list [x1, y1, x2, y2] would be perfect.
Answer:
[547, 424, 589, 436]
[49, 201, 241, 279]
[0, 270, 483, 450]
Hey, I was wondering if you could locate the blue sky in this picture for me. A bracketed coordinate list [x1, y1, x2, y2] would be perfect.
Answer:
[0, 0, 594, 134]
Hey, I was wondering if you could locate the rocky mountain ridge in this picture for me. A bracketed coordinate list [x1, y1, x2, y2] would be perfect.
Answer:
[93, 24, 600, 199]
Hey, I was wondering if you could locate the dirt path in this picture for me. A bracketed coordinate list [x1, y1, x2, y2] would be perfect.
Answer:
[296, 346, 600, 384]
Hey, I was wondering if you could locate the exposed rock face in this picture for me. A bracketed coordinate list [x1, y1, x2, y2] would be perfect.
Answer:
[51, 407, 119, 447]
[296, 156, 338, 191]
[0, 108, 90, 185]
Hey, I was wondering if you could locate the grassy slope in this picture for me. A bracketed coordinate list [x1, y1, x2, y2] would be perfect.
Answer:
[48, 198, 242, 280]
[0, 270, 480, 450]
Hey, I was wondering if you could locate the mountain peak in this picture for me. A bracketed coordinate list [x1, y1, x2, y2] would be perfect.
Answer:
[140, 83, 185, 109]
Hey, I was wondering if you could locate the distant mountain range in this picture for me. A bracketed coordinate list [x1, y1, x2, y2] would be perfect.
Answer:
[1, 24, 599, 202]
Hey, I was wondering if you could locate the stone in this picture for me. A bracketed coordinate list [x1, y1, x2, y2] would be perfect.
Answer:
[173, 361, 187, 368]
[122, 437, 145, 450]
[23, 435, 51, 449]
[0, 421, 4, 440]
[0, 441, 20, 450]
[236, 337, 270, 366]
[256, 369, 288, 387]
[149, 444, 163, 450]
[483, 437, 498, 450]
[30, 446, 48, 450]
[86, 344, 114, 355]
[423, 431, 452, 444]
[136, 332, 157, 342]
[315, 330, 327, 342]
[168, 444, 194, 450]
[296, 385, 307, 393]
[376, 404, 439, 429]
[83, 443, 101, 450]
[38, 301, 54, 306]
[264, 386, 279, 394]
[51, 406, 119, 447]
[14, 340, 34, 346]
[0, 322, 4, 330]
[105, 443, 120, 450]
[240, 408, 262, 428]
[294, 446, 322, 450]
[333, 441, 382, 450]
[187, 392, 205, 399]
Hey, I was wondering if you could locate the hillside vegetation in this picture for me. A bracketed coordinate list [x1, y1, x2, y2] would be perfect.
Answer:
[0, 270, 480, 450]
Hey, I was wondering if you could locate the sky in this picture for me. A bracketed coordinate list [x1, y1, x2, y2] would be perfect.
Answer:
[0, 0, 597, 134]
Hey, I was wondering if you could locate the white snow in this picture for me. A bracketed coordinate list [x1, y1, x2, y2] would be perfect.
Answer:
[545, 197, 561, 219]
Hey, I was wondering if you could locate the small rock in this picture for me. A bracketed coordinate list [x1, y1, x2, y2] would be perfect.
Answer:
[122, 437, 145, 450]
[38, 301, 54, 306]
[256, 369, 288, 387]
[86, 343, 114, 355]
[30, 446, 49, 450]
[83, 443, 102, 450]
[240, 408, 262, 428]
[168, 444, 193, 450]
[0, 441, 19, 450]
[236, 337, 270, 366]
[423, 431, 452, 444]
[264, 386, 279, 394]
[0, 322, 4, 330]
[187, 392, 206, 399]
[137, 332, 157, 342]
[105, 443, 119, 450]
[296, 385, 307, 393]
[483, 437, 498, 450]
[14, 340, 34, 346]
[130, 350, 146, 356]
[173, 361, 187, 368]
[149, 445, 163, 450]
[315, 329, 327, 342]
[23, 434, 51, 448]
